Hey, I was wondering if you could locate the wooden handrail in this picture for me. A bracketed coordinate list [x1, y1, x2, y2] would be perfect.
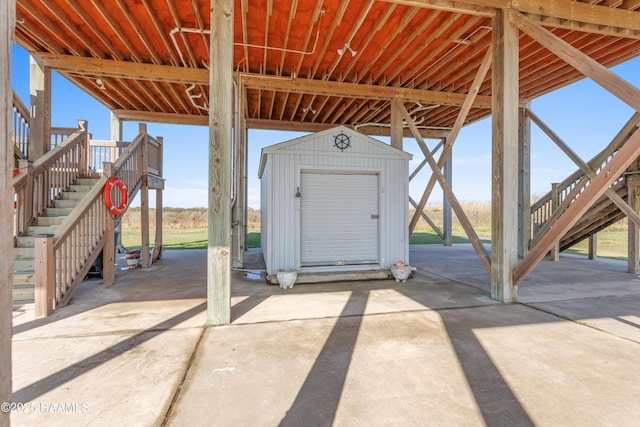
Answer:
[12, 91, 30, 159]
[12, 91, 29, 119]
[530, 112, 640, 236]
[13, 124, 88, 238]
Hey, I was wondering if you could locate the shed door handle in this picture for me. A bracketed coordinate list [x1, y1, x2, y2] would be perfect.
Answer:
[371, 214, 379, 219]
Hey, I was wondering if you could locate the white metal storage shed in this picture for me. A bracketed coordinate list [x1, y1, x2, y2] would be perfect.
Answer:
[259, 126, 412, 276]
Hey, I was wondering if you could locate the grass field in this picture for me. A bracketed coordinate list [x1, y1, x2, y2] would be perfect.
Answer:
[120, 205, 630, 261]
[121, 228, 261, 250]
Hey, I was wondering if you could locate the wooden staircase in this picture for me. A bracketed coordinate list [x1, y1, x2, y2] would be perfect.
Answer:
[530, 113, 640, 254]
[11, 89, 165, 316]
[558, 180, 628, 252]
[13, 177, 101, 307]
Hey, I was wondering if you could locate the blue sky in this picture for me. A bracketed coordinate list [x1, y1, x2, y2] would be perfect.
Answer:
[10, 43, 640, 208]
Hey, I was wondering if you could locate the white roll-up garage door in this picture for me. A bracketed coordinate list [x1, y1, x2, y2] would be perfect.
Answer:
[300, 171, 379, 267]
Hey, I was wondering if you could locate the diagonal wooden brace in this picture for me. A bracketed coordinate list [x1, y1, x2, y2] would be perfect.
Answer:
[400, 103, 492, 275]
[528, 109, 640, 229]
[514, 128, 640, 285]
[409, 47, 492, 233]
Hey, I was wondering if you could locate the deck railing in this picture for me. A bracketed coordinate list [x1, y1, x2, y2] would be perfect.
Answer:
[12, 91, 29, 159]
[33, 123, 159, 316]
[89, 139, 129, 172]
[530, 113, 640, 239]
[13, 121, 89, 238]
[36, 175, 109, 313]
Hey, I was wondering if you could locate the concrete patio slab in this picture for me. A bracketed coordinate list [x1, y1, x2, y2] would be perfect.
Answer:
[167, 302, 640, 427]
[9, 246, 640, 426]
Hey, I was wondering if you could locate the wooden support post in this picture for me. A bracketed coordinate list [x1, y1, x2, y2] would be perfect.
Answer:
[110, 111, 123, 141]
[232, 79, 246, 268]
[589, 234, 598, 261]
[35, 235, 55, 318]
[141, 182, 150, 268]
[391, 98, 404, 150]
[29, 54, 51, 160]
[78, 119, 89, 174]
[155, 136, 163, 260]
[491, 9, 519, 302]
[628, 185, 639, 273]
[110, 113, 123, 250]
[518, 105, 531, 259]
[18, 159, 33, 235]
[103, 216, 115, 284]
[242, 124, 249, 252]
[1, 3, 15, 424]
[140, 127, 150, 268]
[208, 0, 233, 325]
[443, 143, 453, 246]
[155, 189, 163, 260]
[549, 183, 560, 261]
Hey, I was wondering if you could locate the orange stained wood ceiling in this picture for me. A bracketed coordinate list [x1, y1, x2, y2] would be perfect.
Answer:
[14, 0, 640, 136]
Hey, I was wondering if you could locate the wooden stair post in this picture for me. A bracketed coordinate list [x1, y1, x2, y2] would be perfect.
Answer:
[549, 183, 560, 261]
[626, 171, 640, 273]
[102, 162, 116, 284]
[34, 235, 54, 318]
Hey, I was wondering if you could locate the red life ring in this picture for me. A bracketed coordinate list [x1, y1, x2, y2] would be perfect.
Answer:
[103, 177, 128, 216]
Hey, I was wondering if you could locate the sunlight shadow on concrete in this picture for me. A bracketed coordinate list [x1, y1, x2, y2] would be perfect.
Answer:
[395, 285, 535, 426]
[279, 290, 369, 427]
[12, 302, 206, 404]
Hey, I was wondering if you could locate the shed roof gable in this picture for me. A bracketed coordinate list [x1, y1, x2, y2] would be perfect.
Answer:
[259, 126, 412, 177]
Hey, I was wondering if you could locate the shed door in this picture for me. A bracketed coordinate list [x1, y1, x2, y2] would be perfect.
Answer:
[300, 171, 379, 267]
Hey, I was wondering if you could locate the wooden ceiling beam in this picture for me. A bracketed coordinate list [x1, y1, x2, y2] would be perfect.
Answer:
[241, 74, 494, 108]
[113, 109, 208, 126]
[31, 52, 208, 84]
[383, 0, 495, 17]
[247, 118, 450, 138]
[386, 0, 640, 37]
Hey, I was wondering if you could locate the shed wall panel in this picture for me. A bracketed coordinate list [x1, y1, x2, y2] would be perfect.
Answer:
[260, 127, 410, 275]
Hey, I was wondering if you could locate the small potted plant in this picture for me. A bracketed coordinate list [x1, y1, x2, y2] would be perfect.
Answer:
[390, 260, 412, 283]
[125, 249, 141, 268]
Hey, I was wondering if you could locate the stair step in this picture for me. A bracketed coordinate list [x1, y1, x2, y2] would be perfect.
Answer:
[61, 192, 85, 200]
[53, 199, 79, 209]
[76, 178, 100, 185]
[13, 270, 36, 284]
[46, 207, 73, 216]
[14, 259, 35, 272]
[69, 184, 94, 192]
[13, 284, 34, 302]
[12, 299, 34, 309]
[37, 216, 66, 226]
[16, 236, 35, 247]
[13, 247, 34, 259]
[27, 226, 57, 236]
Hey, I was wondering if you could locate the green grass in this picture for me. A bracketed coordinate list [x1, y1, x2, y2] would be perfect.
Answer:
[122, 228, 261, 250]
[122, 224, 630, 262]
[409, 232, 489, 245]
[564, 229, 628, 260]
